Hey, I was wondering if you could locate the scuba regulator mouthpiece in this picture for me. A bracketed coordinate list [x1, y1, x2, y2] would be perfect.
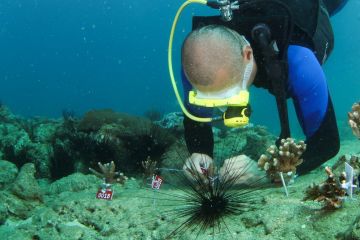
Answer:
[207, 0, 239, 22]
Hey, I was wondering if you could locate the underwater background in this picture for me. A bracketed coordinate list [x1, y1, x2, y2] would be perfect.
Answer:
[0, 0, 359, 135]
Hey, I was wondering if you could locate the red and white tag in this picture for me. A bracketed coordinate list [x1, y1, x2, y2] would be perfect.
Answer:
[151, 175, 163, 190]
[96, 188, 113, 200]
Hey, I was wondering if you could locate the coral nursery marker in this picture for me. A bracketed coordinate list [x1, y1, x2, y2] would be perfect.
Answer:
[151, 175, 163, 190]
[151, 175, 163, 208]
[279, 172, 289, 197]
[342, 162, 357, 198]
[96, 183, 113, 200]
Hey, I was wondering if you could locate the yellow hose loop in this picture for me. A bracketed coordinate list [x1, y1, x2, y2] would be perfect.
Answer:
[168, 0, 212, 123]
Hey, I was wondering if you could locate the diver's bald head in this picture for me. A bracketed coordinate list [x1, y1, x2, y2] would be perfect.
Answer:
[182, 25, 250, 92]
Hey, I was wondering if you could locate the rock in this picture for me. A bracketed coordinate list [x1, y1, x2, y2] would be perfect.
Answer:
[0, 160, 18, 189]
[57, 221, 86, 240]
[0, 124, 32, 159]
[241, 214, 263, 228]
[11, 163, 42, 201]
[0, 191, 35, 220]
[0, 202, 8, 225]
[154, 112, 184, 133]
[26, 143, 53, 178]
[47, 173, 98, 195]
[336, 215, 360, 240]
[34, 122, 60, 143]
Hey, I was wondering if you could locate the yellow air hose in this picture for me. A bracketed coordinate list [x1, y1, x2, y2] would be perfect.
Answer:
[167, 0, 212, 123]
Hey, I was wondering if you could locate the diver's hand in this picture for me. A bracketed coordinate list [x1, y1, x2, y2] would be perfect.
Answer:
[183, 153, 214, 182]
[219, 155, 267, 185]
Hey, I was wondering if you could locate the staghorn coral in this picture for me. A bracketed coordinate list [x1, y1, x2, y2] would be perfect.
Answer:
[89, 161, 127, 184]
[258, 138, 306, 180]
[304, 167, 346, 209]
[348, 102, 360, 139]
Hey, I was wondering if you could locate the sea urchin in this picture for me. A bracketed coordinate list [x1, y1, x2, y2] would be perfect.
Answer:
[155, 156, 265, 239]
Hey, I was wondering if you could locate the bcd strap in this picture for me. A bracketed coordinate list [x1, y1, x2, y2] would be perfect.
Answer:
[251, 23, 291, 143]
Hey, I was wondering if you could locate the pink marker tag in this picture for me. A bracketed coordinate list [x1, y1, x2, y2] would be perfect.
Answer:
[151, 175, 163, 190]
[96, 188, 113, 200]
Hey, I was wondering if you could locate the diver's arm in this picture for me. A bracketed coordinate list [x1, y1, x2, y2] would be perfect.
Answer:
[287, 45, 340, 174]
[181, 70, 214, 158]
[183, 116, 214, 158]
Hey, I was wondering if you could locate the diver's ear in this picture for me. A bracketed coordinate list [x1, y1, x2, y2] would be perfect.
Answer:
[242, 45, 253, 62]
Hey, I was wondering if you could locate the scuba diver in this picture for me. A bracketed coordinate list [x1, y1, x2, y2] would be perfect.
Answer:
[169, 0, 349, 179]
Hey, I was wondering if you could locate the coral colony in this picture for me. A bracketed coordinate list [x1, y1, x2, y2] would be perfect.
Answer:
[304, 167, 348, 209]
[141, 156, 158, 186]
[258, 138, 306, 196]
[89, 161, 127, 200]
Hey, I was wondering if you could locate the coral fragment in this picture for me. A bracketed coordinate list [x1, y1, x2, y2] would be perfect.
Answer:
[257, 138, 306, 180]
[304, 167, 346, 209]
[89, 161, 127, 184]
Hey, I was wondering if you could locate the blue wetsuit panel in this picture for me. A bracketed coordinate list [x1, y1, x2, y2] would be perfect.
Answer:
[287, 45, 328, 138]
[181, 45, 329, 138]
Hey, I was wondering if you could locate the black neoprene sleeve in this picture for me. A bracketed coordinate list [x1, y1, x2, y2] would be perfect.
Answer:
[297, 96, 340, 174]
[183, 115, 214, 158]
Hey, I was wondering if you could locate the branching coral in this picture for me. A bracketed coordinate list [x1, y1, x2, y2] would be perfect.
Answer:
[141, 156, 157, 182]
[89, 161, 127, 184]
[348, 102, 360, 139]
[304, 167, 346, 209]
[258, 138, 306, 180]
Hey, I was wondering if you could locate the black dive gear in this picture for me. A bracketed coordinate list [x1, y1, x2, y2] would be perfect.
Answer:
[184, 115, 214, 158]
[250, 22, 290, 143]
[183, 0, 339, 174]
[207, 0, 240, 22]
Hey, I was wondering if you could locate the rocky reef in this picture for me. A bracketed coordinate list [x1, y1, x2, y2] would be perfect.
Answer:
[0, 106, 60, 178]
[0, 106, 276, 181]
[1, 106, 360, 239]
[0, 106, 176, 180]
